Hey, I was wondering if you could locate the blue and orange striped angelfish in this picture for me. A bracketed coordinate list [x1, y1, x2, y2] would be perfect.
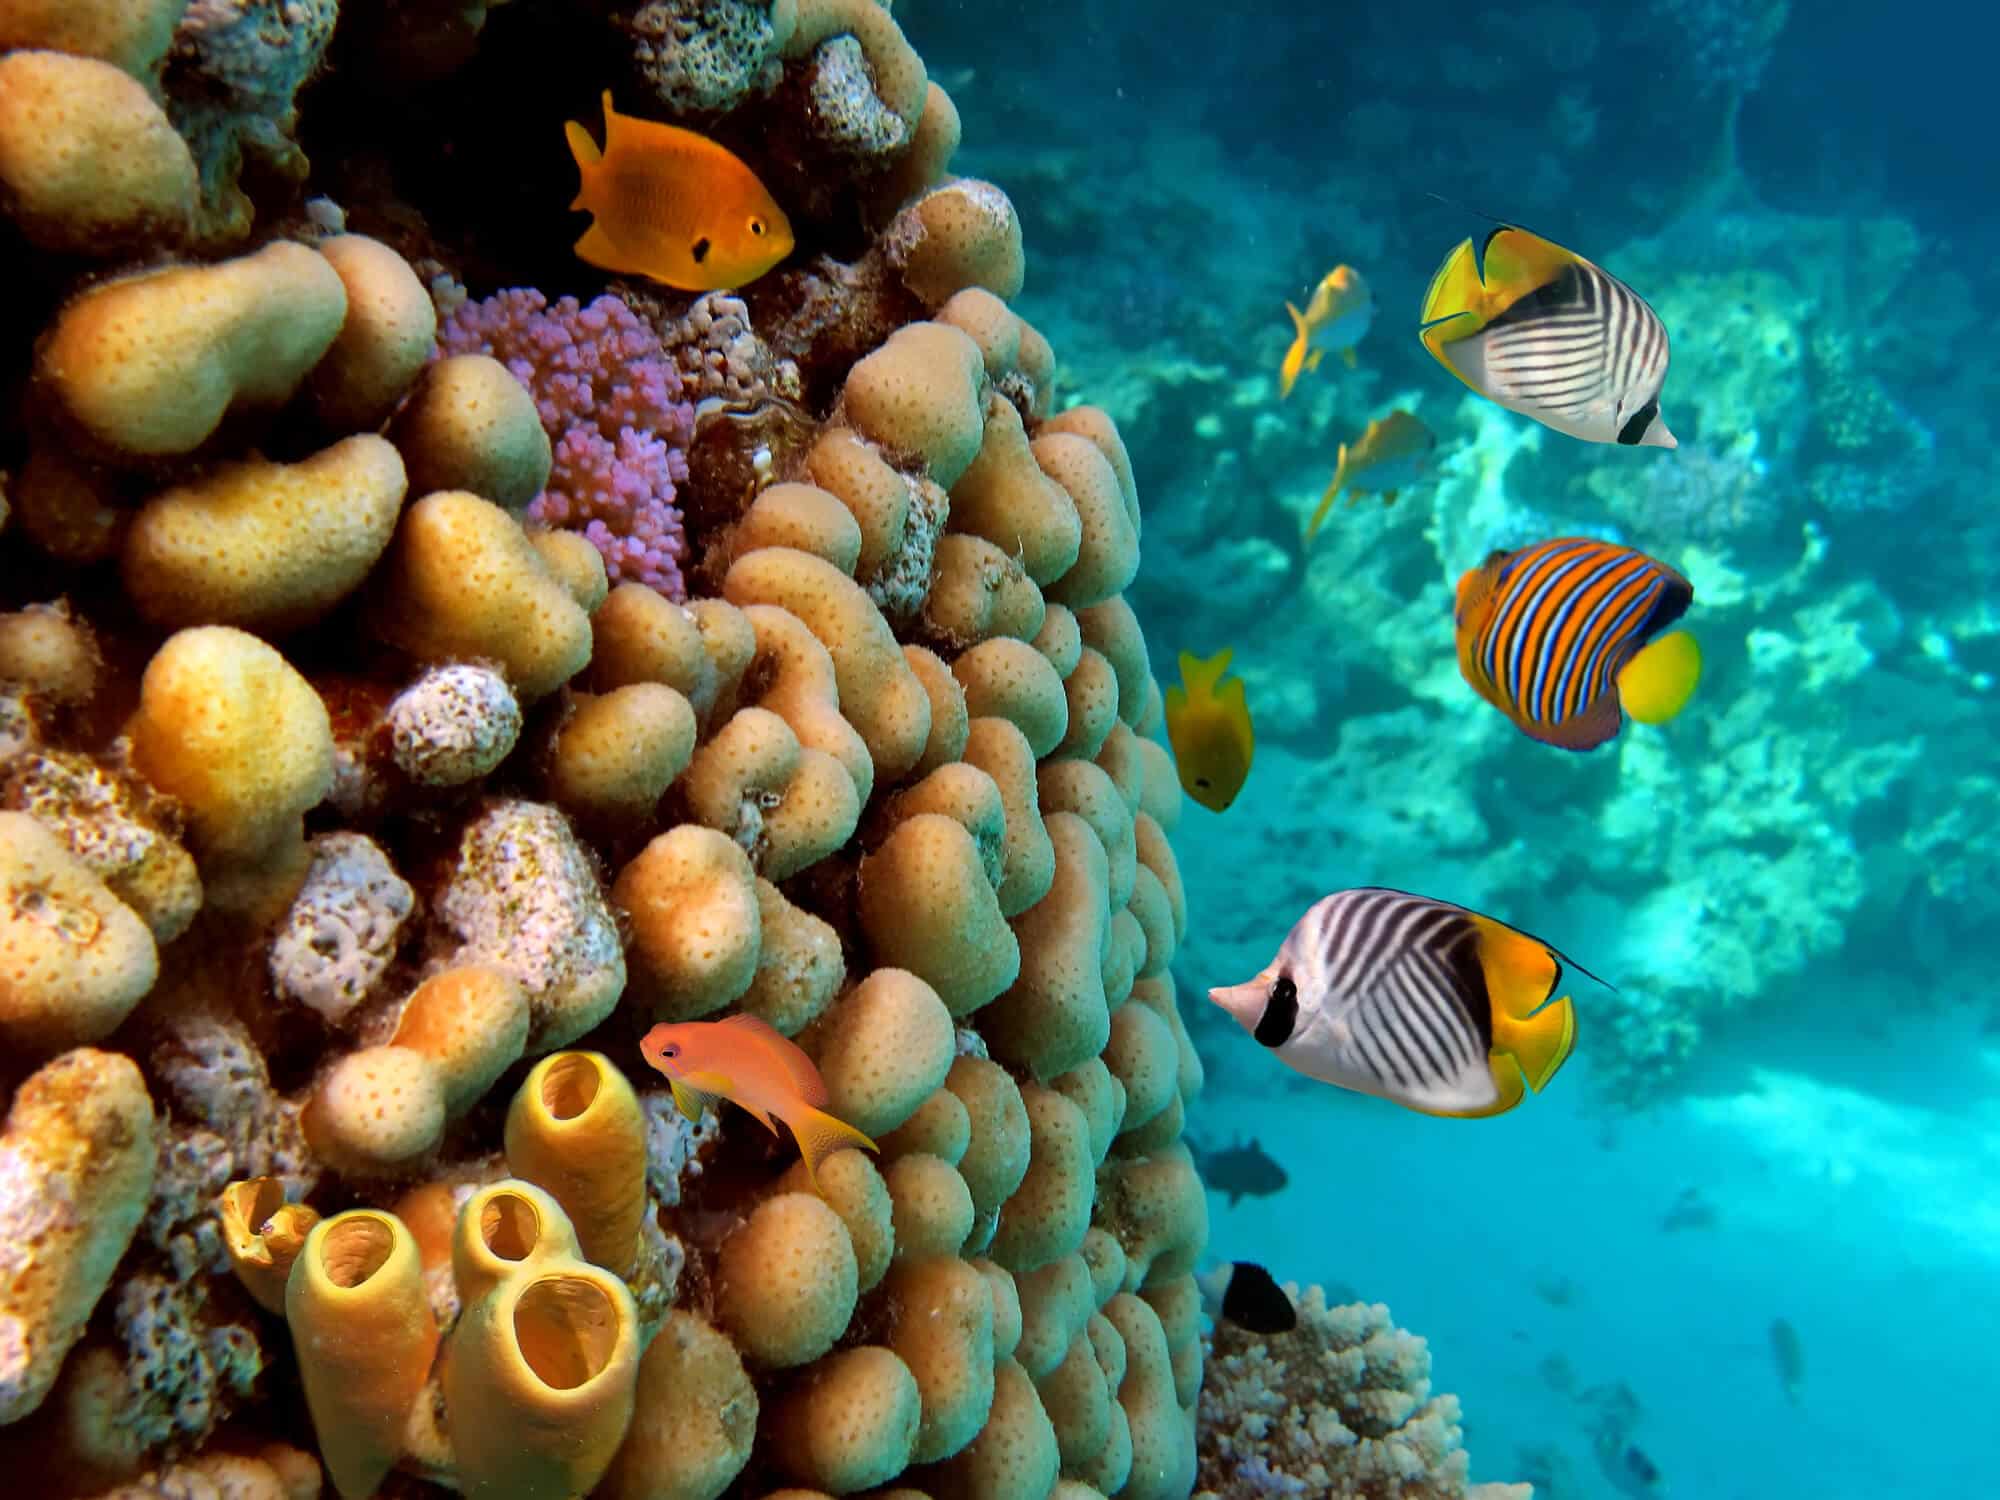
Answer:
[1454, 536, 1702, 751]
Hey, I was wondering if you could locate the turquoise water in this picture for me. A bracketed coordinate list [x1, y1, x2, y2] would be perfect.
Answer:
[905, 2, 1997, 1494]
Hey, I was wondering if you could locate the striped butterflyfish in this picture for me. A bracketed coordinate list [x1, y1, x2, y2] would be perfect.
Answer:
[1418, 225, 1674, 448]
[1454, 536, 1699, 751]
[1208, 886, 1588, 1118]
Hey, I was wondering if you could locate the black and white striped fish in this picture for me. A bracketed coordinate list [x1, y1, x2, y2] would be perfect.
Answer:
[1419, 225, 1674, 448]
[1208, 887, 1585, 1118]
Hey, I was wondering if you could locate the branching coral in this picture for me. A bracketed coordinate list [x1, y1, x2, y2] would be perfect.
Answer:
[440, 290, 695, 598]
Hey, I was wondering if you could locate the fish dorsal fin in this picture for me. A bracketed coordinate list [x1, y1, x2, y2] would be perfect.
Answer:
[1475, 226, 1582, 308]
[717, 1012, 829, 1107]
[1466, 912, 1559, 1021]
[598, 90, 626, 148]
[1454, 559, 1499, 629]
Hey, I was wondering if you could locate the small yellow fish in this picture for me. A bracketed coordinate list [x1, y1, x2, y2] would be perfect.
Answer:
[1164, 648, 1253, 813]
[1304, 409, 1436, 540]
[564, 91, 795, 292]
[1280, 265, 1374, 398]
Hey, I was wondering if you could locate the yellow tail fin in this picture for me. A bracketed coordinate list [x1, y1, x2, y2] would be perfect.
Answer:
[1177, 648, 1234, 699]
[1618, 630, 1702, 725]
[1469, 910, 1576, 1094]
[1280, 303, 1309, 397]
[1304, 444, 1349, 543]
[785, 1104, 879, 1194]
[1492, 995, 1576, 1093]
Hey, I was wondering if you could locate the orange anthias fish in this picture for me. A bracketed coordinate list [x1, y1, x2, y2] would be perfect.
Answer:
[1419, 225, 1674, 448]
[1454, 536, 1701, 751]
[1280, 265, 1374, 398]
[1304, 409, 1436, 541]
[564, 91, 795, 292]
[1163, 648, 1254, 813]
[639, 1013, 876, 1191]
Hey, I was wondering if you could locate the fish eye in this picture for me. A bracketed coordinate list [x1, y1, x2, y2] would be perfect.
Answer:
[1196, 776, 1212, 788]
[661, 1043, 680, 1058]
[749, 217, 765, 236]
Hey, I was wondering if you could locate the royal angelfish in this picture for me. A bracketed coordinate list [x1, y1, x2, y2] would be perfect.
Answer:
[1420, 225, 1674, 448]
[1455, 536, 1701, 751]
[1164, 647, 1254, 812]
[1281, 265, 1374, 397]
[1209, 887, 1590, 1118]
[1304, 409, 1436, 541]
[565, 91, 794, 292]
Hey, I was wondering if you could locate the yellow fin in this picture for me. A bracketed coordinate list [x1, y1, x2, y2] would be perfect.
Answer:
[1618, 630, 1702, 724]
[573, 220, 632, 273]
[1419, 237, 1482, 334]
[1492, 995, 1576, 1093]
[1176, 647, 1234, 700]
[563, 120, 601, 210]
[1468, 913, 1560, 1019]
[784, 1104, 879, 1195]
[1280, 303, 1308, 398]
[1304, 444, 1349, 543]
[668, 1076, 721, 1123]
[1477, 225, 1581, 301]
[1305, 348, 1326, 371]
[1339, 346, 1358, 369]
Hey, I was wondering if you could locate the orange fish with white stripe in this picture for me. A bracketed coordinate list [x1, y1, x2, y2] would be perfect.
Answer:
[639, 1013, 876, 1192]
[1420, 225, 1675, 448]
[1454, 536, 1701, 751]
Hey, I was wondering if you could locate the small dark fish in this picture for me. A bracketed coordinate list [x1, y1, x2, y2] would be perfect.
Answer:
[1593, 1432, 1667, 1500]
[1770, 1317, 1803, 1404]
[1538, 1352, 1577, 1395]
[1192, 1137, 1289, 1206]
[1661, 1186, 1717, 1233]
[1535, 1274, 1577, 1307]
[1197, 1261, 1297, 1334]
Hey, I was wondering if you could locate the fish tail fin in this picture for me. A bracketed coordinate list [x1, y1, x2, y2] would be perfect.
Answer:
[1176, 648, 1234, 699]
[1617, 630, 1703, 725]
[1284, 300, 1308, 338]
[784, 1104, 879, 1193]
[1279, 303, 1308, 398]
[1304, 445, 1348, 543]
[1468, 910, 1584, 1091]
[1339, 346, 1357, 369]
[1494, 994, 1577, 1093]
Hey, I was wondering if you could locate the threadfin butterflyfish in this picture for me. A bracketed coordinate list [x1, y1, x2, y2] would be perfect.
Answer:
[1419, 225, 1674, 448]
[1454, 537, 1698, 751]
[1280, 265, 1374, 397]
[1304, 409, 1436, 541]
[639, 1012, 876, 1194]
[1197, 1261, 1298, 1334]
[564, 91, 794, 292]
[1163, 648, 1254, 813]
[1208, 886, 1593, 1118]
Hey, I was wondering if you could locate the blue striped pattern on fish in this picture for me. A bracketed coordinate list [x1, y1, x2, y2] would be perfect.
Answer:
[1455, 537, 1693, 751]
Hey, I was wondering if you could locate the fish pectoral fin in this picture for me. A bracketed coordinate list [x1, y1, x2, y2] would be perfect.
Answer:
[783, 1104, 879, 1194]
[1493, 995, 1577, 1094]
[1340, 346, 1358, 369]
[668, 1077, 724, 1123]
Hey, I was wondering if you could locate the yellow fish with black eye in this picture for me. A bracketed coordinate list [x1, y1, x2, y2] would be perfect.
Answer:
[1164, 648, 1254, 812]
[563, 91, 795, 292]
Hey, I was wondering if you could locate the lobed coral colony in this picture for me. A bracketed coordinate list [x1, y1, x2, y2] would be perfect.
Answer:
[0, 1, 1512, 1498]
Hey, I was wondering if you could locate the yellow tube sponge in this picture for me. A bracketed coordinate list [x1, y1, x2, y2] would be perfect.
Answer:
[884, 1254, 995, 1464]
[0, 51, 195, 256]
[885, 1152, 975, 1261]
[723, 547, 932, 779]
[0, 812, 157, 1051]
[982, 812, 1112, 1082]
[1053, 646, 1119, 761]
[597, 1308, 759, 1500]
[370, 491, 592, 700]
[960, 717, 1054, 917]
[737, 602, 874, 805]
[390, 354, 553, 512]
[841, 323, 987, 488]
[309, 235, 438, 432]
[0, 1047, 155, 1424]
[504, 1051, 649, 1277]
[1033, 434, 1139, 611]
[122, 435, 409, 632]
[887, 180, 1026, 309]
[948, 396, 1081, 587]
[443, 1259, 641, 1500]
[682, 706, 860, 881]
[546, 683, 697, 826]
[300, 1044, 448, 1177]
[804, 427, 913, 583]
[219, 1177, 321, 1316]
[715, 1192, 858, 1369]
[989, 1084, 1092, 1273]
[128, 625, 333, 864]
[450, 1180, 580, 1306]
[904, 644, 971, 777]
[945, 1056, 1031, 1222]
[953, 638, 1068, 759]
[856, 813, 1018, 1018]
[712, 482, 863, 576]
[613, 824, 761, 1021]
[738, 877, 845, 1035]
[35, 242, 348, 461]
[923, 533, 1046, 648]
[1099, 1294, 1195, 1500]
[801, 967, 955, 1137]
[285, 1210, 438, 1500]
[771, 1345, 922, 1493]
[928, 1355, 1060, 1500]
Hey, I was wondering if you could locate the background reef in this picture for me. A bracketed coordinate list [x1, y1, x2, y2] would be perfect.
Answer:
[0, 2, 1991, 1499]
